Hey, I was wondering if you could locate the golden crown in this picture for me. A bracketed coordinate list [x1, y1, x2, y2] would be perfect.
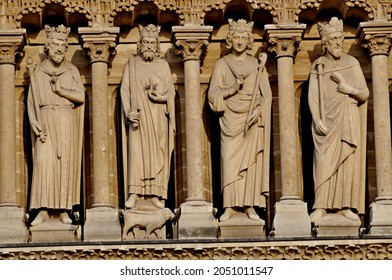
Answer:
[139, 24, 160, 38]
[228, 19, 253, 33]
[317, 17, 343, 38]
[45, 25, 70, 41]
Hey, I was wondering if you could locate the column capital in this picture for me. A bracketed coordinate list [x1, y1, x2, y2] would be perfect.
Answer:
[265, 24, 306, 58]
[357, 21, 392, 57]
[0, 29, 26, 65]
[172, 25, 213, 61]
[78, 27, 120, 63]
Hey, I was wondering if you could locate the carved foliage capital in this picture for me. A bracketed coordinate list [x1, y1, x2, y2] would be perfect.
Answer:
[82, 41, 117, 64]
[268, 36, 303, 58]
[174, 39, 209, 61]
[362, 34, 392, 56]
[0, 43, 22, 64]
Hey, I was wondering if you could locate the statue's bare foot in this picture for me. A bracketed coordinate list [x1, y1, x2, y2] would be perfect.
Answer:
[339, 209, 359, 221]
[220, 207, 236, 221]
[310, 209, 326, 222]
[125, 194, 138, 209]
[245, 207, 260, 220]
[60, 212, 72, 224]
[151, 196, 164, 209]
[30, 210, 49, 227]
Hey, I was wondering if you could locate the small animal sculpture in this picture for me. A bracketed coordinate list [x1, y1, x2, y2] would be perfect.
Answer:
[123, 208, 175, 239]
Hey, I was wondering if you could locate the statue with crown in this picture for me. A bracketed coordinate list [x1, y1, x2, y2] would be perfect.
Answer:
[208, 19, 272, 237]
[308, 17, 369, 236]
[26, 25, 85, 241]
[120, 24, 175, 239]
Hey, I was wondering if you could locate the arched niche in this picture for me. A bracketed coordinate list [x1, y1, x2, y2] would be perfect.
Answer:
[201, 0, 278, 31]
[16, 1, 91, 35]
[109, 0, 184, 37]
[296, 0, 374, 37]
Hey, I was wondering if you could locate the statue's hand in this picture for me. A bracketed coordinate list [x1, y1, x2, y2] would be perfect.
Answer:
[148, 91, 168, 103]
[337, 82, 356, 95]
[30, 121, 46, 142]
[315, 119, 328, 136]
[127, 109, 140, 126]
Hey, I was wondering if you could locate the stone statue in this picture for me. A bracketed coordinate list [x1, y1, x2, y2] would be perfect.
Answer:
[208, 19, 271, 222]
[27, 25, 85, 227]
[308, 17, 369, 223]
[120, 24, 176, 212]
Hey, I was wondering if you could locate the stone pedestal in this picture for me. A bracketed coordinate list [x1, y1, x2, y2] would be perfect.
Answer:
[174, 201, 218, 239]
[0, 206, 28, 243]
[29, 218, 80, 243]
[219, 213, 264, 239]
[271, 199, 311, 237]
[313, 214, 360, 237]
[83, 207, 121, 242]
[368, 201, 392, 235]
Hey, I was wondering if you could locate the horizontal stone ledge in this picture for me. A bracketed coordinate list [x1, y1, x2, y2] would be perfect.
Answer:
[0, 237, 391, 260]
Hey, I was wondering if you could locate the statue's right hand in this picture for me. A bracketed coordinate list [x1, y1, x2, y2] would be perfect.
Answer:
[127, 109, 140, 126]
[31, 121, 46, 142]
[233, 77, 243, 92]
[315, 119, 328, 136]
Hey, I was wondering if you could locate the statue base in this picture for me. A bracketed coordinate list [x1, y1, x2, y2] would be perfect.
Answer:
[271, 198, 311, 237]
[174, 200, 218, 239]
[84, 207, 121, 241]
[313, 213, 361, 237]
[122, 202, 174, 240]
[29, 217, 79, 243]
[218, 212, 264, 239]
[0, 206, 28, 243]
[368, 200, 392, 235]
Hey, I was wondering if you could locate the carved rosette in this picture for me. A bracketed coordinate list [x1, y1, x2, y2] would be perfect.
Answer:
[172, 25, 213, 62]
[0, 30, 26, 65]
[78, 27, 120, 64]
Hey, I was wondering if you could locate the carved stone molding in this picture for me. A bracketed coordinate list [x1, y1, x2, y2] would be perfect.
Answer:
[78, 27, 120, 64]
[1, 239, 392, 260]
[0, 29, 26, 65]
[265, 24, 306, 58]
[172, 25, 213, 61]
[358, 21, 392, 57]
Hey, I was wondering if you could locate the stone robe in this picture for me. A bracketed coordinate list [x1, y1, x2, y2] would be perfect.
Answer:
[308, 54, 369, 214]
[28, 59, 85, 210]
[120, 55, 175, 200]
[208, 54, 271, 208]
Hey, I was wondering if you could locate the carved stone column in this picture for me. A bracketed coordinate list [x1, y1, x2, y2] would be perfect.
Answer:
[79, 27, 121, 241]
[172, 25, 218, 238]
[266, 24, 311, 237]
[0, 29, 28, 243]
[358, 22, 392, 235]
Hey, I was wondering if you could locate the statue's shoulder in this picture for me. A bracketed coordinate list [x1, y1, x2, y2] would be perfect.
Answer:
[342, 53, 360, 66]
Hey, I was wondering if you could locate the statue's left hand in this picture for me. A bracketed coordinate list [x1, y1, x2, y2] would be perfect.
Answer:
[50, 75, 61, 94]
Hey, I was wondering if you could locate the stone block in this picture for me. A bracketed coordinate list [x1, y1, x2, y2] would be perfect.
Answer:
[29, 218, 80, 243]
[313, 213, 360, 237]
[0, 206, 28, 243]
[83, 207, 121, 242]
[368, 201, 392, 235]
[219, 212, 265, 239]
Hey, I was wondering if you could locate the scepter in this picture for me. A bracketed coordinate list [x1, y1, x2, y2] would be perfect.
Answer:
[316, 58, 325, 123]
[244, 52, 267, 136]
[26, 57, 46, 142]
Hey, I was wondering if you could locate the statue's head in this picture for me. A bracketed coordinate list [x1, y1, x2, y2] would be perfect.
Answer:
[317, 17, 344, 58]
[44, 25, 70, 64]
[226, 19, 254, 53]
[137, 24, 161, 61]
